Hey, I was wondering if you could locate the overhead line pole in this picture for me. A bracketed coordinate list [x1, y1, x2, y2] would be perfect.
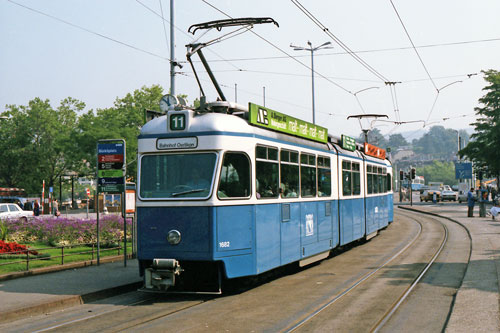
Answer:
[170, 0, 175, 95]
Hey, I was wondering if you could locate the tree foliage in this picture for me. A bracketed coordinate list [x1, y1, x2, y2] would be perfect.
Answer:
[0, 85, 165, 195]
[459, 69, 500, 184]
[416, 161, 456, 186]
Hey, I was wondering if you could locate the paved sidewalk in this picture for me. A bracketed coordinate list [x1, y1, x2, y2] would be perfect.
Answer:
[400, 204, 500, 332]
[0, 259, 142, 324]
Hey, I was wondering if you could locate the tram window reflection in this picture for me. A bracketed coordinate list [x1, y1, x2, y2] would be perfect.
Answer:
[280, 149, 299, 198]
[318, 156, 331, 197]
[256, 145, 279, 199]
[301, 153, 316, 197]
[342, 160, 352, 196]
[140, 153, 216, 199]
[218, 152, 250, 199]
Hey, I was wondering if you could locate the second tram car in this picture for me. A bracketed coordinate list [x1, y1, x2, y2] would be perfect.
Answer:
[137, 101, 393, 292]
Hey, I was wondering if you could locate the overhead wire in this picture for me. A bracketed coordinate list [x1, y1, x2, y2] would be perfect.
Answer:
[200, 0, 354, 96]
[388, 0, 438, 92]
[291, 0, 391, 83]
[189, 37, 500, 63]
[135, 0, 243, 71]
[158, 0, 170, 54]
[7, 0, 170, 62]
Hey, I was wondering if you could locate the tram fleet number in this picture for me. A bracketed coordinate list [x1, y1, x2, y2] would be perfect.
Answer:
[219, 241, 230, 248]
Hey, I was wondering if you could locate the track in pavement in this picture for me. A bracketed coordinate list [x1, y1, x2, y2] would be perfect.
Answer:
[0, 209, 471, 332]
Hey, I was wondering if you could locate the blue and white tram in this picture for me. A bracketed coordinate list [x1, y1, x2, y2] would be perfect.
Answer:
[136, 101, 393, 292]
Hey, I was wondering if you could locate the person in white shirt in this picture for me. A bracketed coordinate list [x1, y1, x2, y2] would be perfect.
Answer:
[490, 202, 500, 221]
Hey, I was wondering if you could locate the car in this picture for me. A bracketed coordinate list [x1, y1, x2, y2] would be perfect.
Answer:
[0, 203, 33, 221]
[420, 186, 442, 202]
[441, 189, 458, 201]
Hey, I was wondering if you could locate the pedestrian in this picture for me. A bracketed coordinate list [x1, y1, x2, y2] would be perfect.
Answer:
[432, 192, 437, 204]
[467, 187, 475, 217]
[492, 187, 497, 203]
[53, 199, 59, 217]
[33, 199, 40, 216]
[490, 202, 500, 221]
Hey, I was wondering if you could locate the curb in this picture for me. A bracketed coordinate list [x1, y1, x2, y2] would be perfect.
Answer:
[0, 280, 143, 325]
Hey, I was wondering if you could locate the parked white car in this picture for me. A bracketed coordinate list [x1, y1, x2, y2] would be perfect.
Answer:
[0, 203, 32, 221]
[441, 189, 458, 201]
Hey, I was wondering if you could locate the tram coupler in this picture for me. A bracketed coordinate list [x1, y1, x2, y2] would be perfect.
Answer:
[144, 259, 183, 291]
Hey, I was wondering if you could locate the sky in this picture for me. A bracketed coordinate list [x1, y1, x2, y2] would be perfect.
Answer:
[1, 0, 500, 140]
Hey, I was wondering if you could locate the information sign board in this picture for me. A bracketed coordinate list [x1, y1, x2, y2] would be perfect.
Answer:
[341, 135, 356, 151]
[248, 103, 328, 143]
[97, 142, 125, 193]
[455, 162, 472, 179]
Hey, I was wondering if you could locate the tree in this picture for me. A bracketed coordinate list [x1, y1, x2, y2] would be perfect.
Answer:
[412, 125, 459, 159]
[0, 98, 84, 194]
[74, 85, 165, 181]
[416, 161, 456, 186]
[459, 69, 500, 188]
[387, 134, 408, 151]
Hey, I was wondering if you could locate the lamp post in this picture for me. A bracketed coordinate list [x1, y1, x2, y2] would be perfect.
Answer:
[290, 41, 333, 124]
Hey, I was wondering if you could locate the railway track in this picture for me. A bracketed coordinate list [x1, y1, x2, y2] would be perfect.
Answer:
[0, 209, 471, 332]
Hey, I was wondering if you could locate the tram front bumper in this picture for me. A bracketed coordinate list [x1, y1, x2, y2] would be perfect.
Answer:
[144, 259, 182, 291]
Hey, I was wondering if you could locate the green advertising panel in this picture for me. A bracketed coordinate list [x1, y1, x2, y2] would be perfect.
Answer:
[248, 103, 328, 143]
[341, 134, 356, 151]
[98, 169, 124, 178]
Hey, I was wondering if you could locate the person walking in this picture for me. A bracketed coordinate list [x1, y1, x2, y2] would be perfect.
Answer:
[33, 199, 40, 216]
[467, 187, 475, 217]
[53, 199, 59, 217]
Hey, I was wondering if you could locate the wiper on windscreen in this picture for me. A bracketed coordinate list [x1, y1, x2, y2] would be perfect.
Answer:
[171, 189, 206, 197]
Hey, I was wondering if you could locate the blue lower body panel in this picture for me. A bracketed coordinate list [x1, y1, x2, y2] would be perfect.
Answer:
[339, 198, 365, 245]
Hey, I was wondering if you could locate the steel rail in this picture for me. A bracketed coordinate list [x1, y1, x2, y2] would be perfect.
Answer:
[371, 211, 449, 332]
[285, 216, 423, 332]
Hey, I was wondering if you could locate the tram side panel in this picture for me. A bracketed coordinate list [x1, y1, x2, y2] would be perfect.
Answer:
[255, 203, 281, 274]
[215, 205, 256, 278]
[280, 202, 301, 265]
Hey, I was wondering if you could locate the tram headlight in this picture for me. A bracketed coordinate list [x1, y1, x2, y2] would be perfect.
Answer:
[167, 230, 181, 245]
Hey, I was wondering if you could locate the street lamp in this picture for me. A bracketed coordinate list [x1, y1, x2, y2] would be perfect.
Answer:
[290, 41, 333, 124]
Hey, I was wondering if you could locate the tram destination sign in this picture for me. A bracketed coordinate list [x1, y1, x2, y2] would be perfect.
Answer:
[364, 143, 386, 159]
[341, 135, 356, 151]
[249, 103, 328, 143]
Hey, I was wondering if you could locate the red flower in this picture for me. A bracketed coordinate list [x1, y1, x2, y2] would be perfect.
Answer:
[0, 240, 38, 255]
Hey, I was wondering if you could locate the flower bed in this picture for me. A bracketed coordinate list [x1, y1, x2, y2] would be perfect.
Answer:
[0, 215, 132, 246]
[0, 240, 39, 255]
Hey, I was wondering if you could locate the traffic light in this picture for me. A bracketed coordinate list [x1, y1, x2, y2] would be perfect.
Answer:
[478, 170, 483, 180]
[399, 170, 404, 180]
[411, 168, 416, 179]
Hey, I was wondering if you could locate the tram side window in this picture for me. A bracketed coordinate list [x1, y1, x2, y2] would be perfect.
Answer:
[342, 160, 352, 196]
[352, 162, 361, 195]
[256, 146, 279, 199]
[382, 167, 387, 192]
[280, 150, 299, 198]
[318, 156, 331, 197]
[387, 172, 392, 191]
[218, 152, 250, 199]
[378, 167, 384, 193]
[301, 153, 316, 197]
[367, 165, 373, 195]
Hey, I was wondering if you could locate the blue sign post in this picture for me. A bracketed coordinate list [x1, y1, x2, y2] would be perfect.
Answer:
[455, 162, 472, 179]
[96, 139, 127, 267]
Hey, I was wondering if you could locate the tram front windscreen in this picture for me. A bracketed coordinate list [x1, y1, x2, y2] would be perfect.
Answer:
[140, 153, 217, 199]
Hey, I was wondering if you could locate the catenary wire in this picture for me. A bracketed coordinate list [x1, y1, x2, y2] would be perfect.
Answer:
[291, 0, 391, 83]
[158, 0, 170, 54]
[388, 0, 438, 91]
[200, 0, 354, 96]
[190, 37, 500, 63]
[135, 0, 243, 71]
[7, 0, 170, 62]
